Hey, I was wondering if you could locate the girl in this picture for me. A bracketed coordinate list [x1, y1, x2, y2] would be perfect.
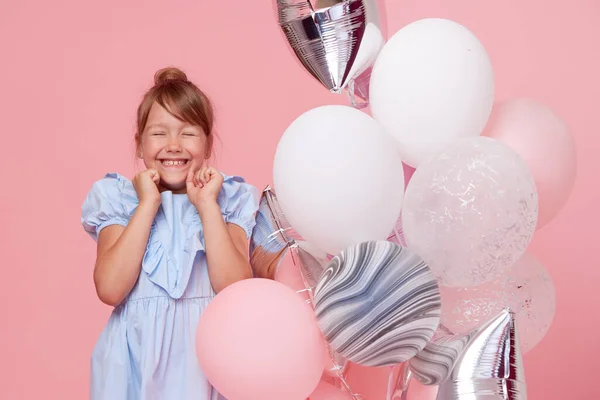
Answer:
[81, 67, 259, 400]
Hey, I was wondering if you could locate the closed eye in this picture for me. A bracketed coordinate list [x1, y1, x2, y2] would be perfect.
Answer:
[151, 131, 166, 136]
[182, 132, 198, 137]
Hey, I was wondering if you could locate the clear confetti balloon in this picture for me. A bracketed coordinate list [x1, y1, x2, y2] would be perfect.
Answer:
[402, 137, 538, 287]
[439, 252, 556, 353]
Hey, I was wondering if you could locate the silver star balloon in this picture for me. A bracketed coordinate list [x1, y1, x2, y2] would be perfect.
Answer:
[391, 309, 526, 399]
[249, 186, 330, 291]
[249, 186, 293, 280]
[273, 0, 387, 108]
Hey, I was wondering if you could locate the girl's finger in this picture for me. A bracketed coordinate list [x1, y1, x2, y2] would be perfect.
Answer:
[195, 170, 204, 188]
[198, 167, 208, 185]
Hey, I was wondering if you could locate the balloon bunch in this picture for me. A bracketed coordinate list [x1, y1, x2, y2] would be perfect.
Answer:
[194, 4, 576, 400]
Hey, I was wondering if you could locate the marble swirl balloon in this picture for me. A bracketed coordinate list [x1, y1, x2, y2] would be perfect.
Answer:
[408, 332, 473, 386]
[314, 241, 442, 367]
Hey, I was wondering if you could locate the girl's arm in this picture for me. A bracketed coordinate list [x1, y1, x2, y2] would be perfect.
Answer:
[198, 199, 253, 294]
[93, 202, 159, 306]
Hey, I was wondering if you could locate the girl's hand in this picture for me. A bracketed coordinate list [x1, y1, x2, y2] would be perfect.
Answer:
[132, 169, 161, 208]
[186, 166, 223, 209]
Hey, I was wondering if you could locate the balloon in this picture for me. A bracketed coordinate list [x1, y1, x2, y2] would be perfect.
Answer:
[439, 252, 556, 353]
[370, 18, 495, 167]
[402, 136, 538, 287]
[273, 105, 405, 255]
[386, 363, 411, 400]
[386, 164, 415, 246]
[273, 0, 387, 107]
[387, 213, 407, 247]
[309, 381, 354, 400]
[249, 187, 355, 390]
[387, 363, 439, 400]
[434, 309, 526, 399]
[485, 98, 577, 229]
[314, 241, 441, 367]
[249, 186, 292, 280]
[195, 279, 326, 400]
[250, 186, 329, 286]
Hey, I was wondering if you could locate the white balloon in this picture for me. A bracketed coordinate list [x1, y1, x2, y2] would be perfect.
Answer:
[370, 18, 495, 167]
[273, 105, 404, 255]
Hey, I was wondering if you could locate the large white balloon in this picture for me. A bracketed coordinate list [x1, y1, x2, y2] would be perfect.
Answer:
[370, 18, 495, 167]
[273, 105, 404, 255]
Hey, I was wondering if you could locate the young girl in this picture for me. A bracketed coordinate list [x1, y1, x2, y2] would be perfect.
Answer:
[81, 67, 259, 400]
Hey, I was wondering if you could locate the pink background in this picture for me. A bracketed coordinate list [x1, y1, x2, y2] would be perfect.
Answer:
[1, 0, 598, 398]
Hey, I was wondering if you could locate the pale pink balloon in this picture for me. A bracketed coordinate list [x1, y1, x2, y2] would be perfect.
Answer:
[196, 279, 326, 400]
[275, 255, 311, 302]
[485, 98, 577, 229]
[308, 381, 353, 400]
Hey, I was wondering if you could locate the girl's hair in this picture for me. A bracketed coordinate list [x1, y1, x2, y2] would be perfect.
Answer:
[136, 67, 214, 154]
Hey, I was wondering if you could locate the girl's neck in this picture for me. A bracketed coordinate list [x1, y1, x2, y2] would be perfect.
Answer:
[158, 184, 187, 195]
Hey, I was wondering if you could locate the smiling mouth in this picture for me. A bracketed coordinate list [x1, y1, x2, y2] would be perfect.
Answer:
[159, 159, 189, 167]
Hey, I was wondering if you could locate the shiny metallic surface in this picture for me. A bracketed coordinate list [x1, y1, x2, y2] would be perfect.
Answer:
[274, 0, 387, 106]
[386, 363, 411, 400]
[249, 186, 330, 289]
[436, 309, 527, 399]
[249, 186, 293, 280]
[395, 310, 526, 399]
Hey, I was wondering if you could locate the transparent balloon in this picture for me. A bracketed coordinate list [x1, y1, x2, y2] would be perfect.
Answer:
[402, 137, 538, 287]
[439, 252, 556, 353]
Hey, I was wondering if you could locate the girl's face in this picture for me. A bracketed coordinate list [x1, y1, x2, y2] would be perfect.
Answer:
[138, 102, 209, 194]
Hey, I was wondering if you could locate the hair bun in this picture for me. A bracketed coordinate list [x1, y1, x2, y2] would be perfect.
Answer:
[154, 67, 188, 85]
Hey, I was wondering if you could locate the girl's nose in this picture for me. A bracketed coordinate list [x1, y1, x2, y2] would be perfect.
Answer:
[166, 139, 182, 152]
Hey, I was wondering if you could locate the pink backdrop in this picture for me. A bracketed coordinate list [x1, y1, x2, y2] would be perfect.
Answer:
[1, 0, 598, 398]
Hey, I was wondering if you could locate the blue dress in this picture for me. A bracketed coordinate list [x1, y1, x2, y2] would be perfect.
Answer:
[81, 172, 260, 400]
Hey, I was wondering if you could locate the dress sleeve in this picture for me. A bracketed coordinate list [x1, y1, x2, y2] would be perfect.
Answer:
[217, 175, 260, 238]
[81, 173, 135, 241]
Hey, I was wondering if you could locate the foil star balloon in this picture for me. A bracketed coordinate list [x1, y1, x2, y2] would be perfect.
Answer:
[249, 186, 330, 290]
[407, 308, 527, 399]
[273, 0, 387, 108]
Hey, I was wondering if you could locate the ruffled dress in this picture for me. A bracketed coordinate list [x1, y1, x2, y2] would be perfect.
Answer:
[81, 172, 259, 400]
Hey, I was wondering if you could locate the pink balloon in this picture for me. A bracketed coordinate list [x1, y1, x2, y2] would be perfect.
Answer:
[485, 98, 577, 229]
[274, 255, 310, 302]
[196, 279, 326, 400]
[308, 381, 353, 400]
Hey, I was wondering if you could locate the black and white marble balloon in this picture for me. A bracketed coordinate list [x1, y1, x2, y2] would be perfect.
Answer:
[408, 332, 473, 386]
[313, 240, 442, 367]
